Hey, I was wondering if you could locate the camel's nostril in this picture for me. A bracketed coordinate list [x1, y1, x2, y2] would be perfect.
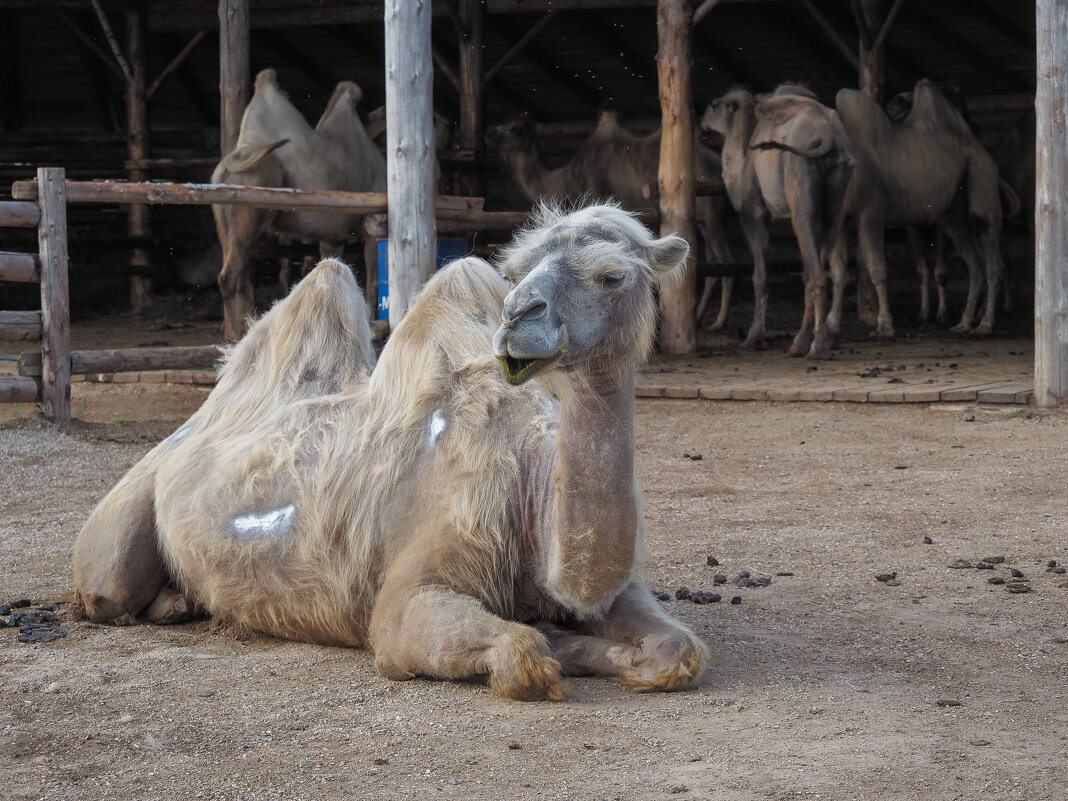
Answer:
[503, 299, 547, 328]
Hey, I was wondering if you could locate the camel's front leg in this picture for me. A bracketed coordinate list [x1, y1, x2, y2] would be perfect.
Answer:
[542, 581, 708, 693]
[370, 584, 567, 702]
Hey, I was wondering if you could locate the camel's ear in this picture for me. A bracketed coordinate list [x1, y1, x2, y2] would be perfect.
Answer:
[648, 234, 690, 279]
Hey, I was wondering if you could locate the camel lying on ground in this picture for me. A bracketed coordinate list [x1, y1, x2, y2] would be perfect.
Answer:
[701, 86, 852, 358]
[72, 203, 709, 700]
[835, 79, 1007, 337]
[491, 110, 734, 330]
[212, 69, 386, 341]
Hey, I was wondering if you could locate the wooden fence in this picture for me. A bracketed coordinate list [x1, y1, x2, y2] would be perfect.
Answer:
[1, 167, 536, 423]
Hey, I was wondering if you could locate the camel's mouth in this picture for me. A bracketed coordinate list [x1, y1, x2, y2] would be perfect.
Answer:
[497, 346, 566, 385]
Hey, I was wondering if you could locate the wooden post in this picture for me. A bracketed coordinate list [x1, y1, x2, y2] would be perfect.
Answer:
[1034, 0, 1068, 408]
[125, 3, 152, 311]
[384, 0, 437, 330]
[656, 0, 697, 354]
[457, 0, 485, 198]
[219, 0, 250, 155]
[37, 167, 71, 424]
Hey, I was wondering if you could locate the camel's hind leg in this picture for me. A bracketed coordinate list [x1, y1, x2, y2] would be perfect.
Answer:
[73, 452, 171, 624]
[541, 581, 708, 693]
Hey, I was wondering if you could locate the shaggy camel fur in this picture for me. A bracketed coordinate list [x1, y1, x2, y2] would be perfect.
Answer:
[835, 79, 1006, 336]
[491, 110, 735, 330]
[212, 69, 386, 341]
[72, 204, 708, 700]
[702, 87, 852, 358]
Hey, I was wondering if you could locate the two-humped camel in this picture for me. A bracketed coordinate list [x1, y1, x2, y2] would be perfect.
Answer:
[72, 203, 708, 700]
[492, 110, 735, 330]
[701, 86, 852, 359]
[835, 79, 1007, 336]
[212, 69, 386, 341]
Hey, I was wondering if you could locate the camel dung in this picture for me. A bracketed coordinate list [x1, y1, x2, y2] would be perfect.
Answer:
[675, 587, 692, 601]
[1006, 583, 1033, 594]
[730, 596, 742, 605]
[706, 556, 720, 566]
[1010, 568, 1025, 578]
[988, 577, 1005, 585]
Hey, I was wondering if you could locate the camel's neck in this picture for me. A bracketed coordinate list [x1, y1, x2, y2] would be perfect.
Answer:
[503, 139, 565, 203]
[540, 367, 638, 618]
[720, 104, 757, 205]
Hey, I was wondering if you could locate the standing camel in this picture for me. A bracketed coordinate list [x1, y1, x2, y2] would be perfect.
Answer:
[72, 203, 708, 700]
[491, 110, 735, 330]
[212, 69, 386, 341]
[701, 87, 852, 358]
[835, 79, 1006, 336]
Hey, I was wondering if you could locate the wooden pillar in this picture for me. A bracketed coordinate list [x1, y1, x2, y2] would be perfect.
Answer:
[219, 0, 250, 155]
[656, 0, 697, 354]
[125, 4, 152, 311]
[457, 0, 485, 198]
[1034, 0, 1068, 408]
[385, 0, 437, 330]
[37, 168, 71, 424]
[856, 0, 889, 104]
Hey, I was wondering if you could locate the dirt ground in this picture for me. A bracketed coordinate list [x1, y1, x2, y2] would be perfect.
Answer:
[1, 361, 1066, 800]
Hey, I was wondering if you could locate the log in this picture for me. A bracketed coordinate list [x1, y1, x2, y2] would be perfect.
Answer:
[457, 0, 486, 198]
[1035, 0, 1068, 408]
[0, 376, 39, 404]
[655, 0, 697, 354]
[384, 0, 437, 329]
[36, 167, 71, 423]
[126, 4, 153, 311]
[0, 310, 42, 342]
[219, 0, 250, 155]
[18, 345, 222, 376]
[11, 179, 485, 215]
[0, 201, 41, 228]
[0, 251, 39, 282]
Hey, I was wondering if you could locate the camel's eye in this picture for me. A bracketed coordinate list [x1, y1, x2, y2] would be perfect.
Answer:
[600, 272, 626, 289]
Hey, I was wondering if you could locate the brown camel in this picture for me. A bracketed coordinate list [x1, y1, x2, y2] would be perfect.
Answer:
[72, 203, 708, 701]
[702, 87, 852, 358]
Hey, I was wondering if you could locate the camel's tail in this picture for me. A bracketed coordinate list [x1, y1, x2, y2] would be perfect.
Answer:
[217, 138, 290, 177]
[748, 136, 834, 159]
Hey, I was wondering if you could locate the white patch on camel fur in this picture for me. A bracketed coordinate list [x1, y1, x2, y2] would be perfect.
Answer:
[230, 504, 296, 538]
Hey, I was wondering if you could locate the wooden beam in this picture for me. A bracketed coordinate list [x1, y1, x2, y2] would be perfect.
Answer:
[693, 0, 723, 26]
[125, 3, 152, 312]
[0, 202, 41, 228]
[457, 0, 486, 198]
[90, 0, 133, 82]
[18, 345, 221, 377]
[0, 377, 39, 404]
[65, 11, 122, 131]
[219, 0, 250, 155]
[159, 32, 219, 126]
[0, 310, 41, 342]
[147, 30, 207, 99]
[36, 167, 71, 423]
[11, 179, 484, 215]
[798, 0, 859, 71]
[484, 10, 558, 84]
[656, 0, 696, 354]
[0, 251, 39, 283]
[54, 9, 127, 82]
[1034, 0, 1067, 408]
[384, 0, 437, 328]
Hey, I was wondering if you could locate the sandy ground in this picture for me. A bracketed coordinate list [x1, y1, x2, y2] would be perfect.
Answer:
[1, 374, 1066, 801]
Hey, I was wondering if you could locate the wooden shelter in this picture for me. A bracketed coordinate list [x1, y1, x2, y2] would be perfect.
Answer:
[0, 0, 1061, 405]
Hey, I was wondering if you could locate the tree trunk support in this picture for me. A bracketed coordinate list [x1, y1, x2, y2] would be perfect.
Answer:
[655, 0, 697, 354]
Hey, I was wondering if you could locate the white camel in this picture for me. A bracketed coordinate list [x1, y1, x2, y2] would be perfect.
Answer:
[212, 69, 386, 341]
[835, 79, 1007, 336]
[702, 86, 852, 358]
[492, 110, 735, 330]
[72, 203, 708, 701]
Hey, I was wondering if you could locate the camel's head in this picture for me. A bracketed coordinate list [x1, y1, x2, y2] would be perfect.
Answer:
[701, 89, 754, 136]
[493, 203, 689, 385]
[486, 113, 536, 154]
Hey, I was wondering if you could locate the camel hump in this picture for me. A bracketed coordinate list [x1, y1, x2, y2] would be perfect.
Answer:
[254, 69, 278, 92]
[219, 139, 289, 174]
